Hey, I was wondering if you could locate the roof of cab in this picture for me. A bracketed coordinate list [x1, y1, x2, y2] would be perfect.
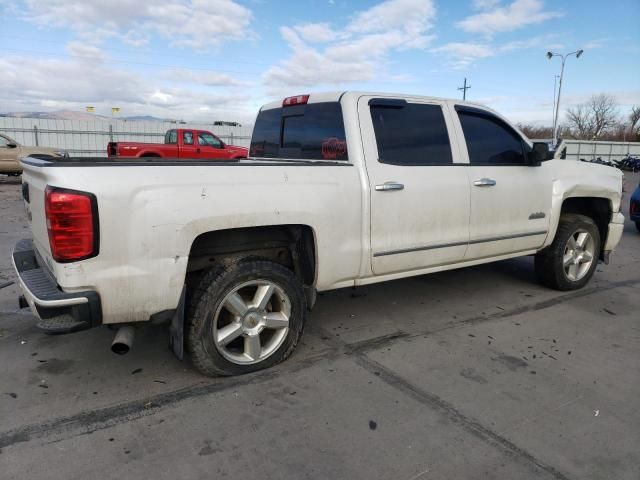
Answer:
[259, 91, 492, 112]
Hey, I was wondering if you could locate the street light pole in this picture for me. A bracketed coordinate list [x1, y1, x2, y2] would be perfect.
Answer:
[547, 49, 583, 148]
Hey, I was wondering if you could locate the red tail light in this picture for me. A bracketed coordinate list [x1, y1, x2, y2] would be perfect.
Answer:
[283, 95, 309, 107]
[45, 187, 99, 262]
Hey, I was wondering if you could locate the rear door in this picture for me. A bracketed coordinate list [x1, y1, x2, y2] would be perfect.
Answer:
[358, 96, 471, 276]
[179, 130, 199, 158]
[452, 105, 551, 259]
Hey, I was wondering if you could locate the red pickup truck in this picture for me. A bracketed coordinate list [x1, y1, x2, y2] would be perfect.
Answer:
[107, 129, 248, 159]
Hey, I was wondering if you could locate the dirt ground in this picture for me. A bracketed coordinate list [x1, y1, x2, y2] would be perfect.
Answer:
[1, 172, 639, 480]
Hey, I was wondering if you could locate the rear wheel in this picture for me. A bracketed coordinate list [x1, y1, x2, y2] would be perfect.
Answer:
[535, 214, 600, 291]
[186, 258, 306, 377]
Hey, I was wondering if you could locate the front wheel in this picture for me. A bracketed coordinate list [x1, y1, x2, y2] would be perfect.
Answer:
[535, 214, 601, 291]
[186, 259, 306, 377]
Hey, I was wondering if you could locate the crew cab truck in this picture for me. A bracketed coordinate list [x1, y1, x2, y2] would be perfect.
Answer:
[13, 92, 624, 377]
[107, 128, 248, 159]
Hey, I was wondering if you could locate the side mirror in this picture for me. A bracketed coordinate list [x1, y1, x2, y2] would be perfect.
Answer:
[528, 142, 551, 166]
[6, 142, 17, 148]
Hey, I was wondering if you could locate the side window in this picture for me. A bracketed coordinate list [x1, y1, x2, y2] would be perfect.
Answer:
[198, 133, 222, 148]
[165, 130, 177, 144]
[249, 102, 348, 161]
[0, 136, 8, 147]
[183, 131, 193, 145]
[370, 102, 453, 165]
[457, 111, 525, 165]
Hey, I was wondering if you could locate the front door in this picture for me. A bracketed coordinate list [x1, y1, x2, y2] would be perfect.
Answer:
[452, 106, 551, 260]
[197, 132, 226, 159]
[358, 96, 471, 276]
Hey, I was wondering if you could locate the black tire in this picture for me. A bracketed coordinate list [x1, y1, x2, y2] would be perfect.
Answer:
[535, 214, 601, 291]
[186, 258, 306, 377]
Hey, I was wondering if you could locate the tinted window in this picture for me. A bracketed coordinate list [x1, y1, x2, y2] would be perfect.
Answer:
[250, 102, 348, 161]
[165, 130, 177, 144]
[458, 111, 525, 165]
[370, 103, 452, 165]
[183, 131, 193, 145]
[198, 133, 221, 148]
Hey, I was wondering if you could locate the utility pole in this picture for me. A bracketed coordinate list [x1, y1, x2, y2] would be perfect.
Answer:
[547, 49, 583, 147]
[458, 78, 471, 100]
[552, 75, 559, 132]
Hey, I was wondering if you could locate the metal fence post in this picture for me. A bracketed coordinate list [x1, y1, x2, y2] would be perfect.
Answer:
[33, 125, 39, 146]
[230, 132, 234, 145]
[109, 124, 114, 142]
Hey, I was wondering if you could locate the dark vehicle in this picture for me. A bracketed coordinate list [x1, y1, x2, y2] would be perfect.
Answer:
[630, 182, 640, 232]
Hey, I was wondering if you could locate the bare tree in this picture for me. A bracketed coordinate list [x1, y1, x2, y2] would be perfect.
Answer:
[565, 104, 592, 139]
[565, 93, 619, 140]
[517, 123, 553, 139]
[630, 106, 640, 140]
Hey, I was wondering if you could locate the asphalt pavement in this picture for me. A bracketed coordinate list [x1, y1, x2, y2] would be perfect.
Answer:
[1, 172, 639, 480]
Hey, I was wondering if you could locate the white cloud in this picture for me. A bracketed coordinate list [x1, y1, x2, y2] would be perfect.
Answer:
[0, 55, 253, 122]
[472, 0, 501, 9]
[293, 23, 337, 43]
[21, 0, 253, 48]
[65, 42, 108, 61]
[433, 34, 561, 69]
[263, 0, 436, 89]
[164, 69, 247, 87]
[432, 42, 494, 69]
[457, 0, 562, 36]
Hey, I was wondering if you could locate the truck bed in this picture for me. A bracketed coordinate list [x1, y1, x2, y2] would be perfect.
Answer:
[22, 156, 350, 168]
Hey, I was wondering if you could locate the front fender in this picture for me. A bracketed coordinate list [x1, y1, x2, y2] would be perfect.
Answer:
[544, 169, 622, 248]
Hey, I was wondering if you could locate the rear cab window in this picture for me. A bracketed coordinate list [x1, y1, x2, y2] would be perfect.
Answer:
[369, 100, 453, 165]
[165, 130, 177, 144]
[250, 102, 348, 161]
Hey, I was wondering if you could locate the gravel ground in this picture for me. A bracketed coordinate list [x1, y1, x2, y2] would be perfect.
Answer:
[0, 172, 639, 480]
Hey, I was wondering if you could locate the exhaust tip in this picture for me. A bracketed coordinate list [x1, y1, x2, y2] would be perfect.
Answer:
[111, 325, 135, 355]
[111, 342, 130, 355]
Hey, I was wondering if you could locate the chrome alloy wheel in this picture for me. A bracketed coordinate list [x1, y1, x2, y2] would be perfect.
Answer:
[212, 280, 291, 365]
[563, 229, 596, 282]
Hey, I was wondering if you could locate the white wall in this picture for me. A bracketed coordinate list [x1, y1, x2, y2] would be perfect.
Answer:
[0, 116, 253, 157]
[556, 140, 640, 162]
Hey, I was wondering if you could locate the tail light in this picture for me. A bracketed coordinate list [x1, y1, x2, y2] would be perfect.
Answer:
[283, 95, 309, 107]
[632, 202, 637, 215]
[45, 187, 99, 262]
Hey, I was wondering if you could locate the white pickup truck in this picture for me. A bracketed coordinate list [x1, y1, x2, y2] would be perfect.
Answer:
[13, 92, 625, 376]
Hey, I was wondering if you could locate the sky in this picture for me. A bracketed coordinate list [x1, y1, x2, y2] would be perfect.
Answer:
[0, 0, 639, 126]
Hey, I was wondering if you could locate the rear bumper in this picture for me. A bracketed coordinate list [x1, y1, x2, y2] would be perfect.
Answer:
[12, 239, 102, 331]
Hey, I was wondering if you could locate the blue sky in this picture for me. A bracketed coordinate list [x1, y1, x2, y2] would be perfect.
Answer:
[1, 0, 639, 125]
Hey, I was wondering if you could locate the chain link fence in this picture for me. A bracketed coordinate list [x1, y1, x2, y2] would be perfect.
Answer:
[0, 116, 253, 156]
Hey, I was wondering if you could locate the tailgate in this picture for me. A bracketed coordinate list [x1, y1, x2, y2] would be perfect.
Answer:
[20, 160, 55, 265]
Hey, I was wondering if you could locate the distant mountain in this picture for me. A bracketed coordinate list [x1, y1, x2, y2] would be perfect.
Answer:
[121, 115, 170, 122]
[0, 110, 109, 121]
[0, 110, 170, 122]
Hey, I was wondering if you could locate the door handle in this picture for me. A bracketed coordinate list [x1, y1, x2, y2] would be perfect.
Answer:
[473, 178, 496, 187]
[196, 148, 201, 153]
[375, 182, 405, 191]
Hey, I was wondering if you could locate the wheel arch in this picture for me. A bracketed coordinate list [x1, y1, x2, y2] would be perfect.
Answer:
[558, 196, 612, 260]
[185, 224, 318, 289]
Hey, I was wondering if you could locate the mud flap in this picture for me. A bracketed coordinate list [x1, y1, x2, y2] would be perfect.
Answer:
[169, 287, 185, 360]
